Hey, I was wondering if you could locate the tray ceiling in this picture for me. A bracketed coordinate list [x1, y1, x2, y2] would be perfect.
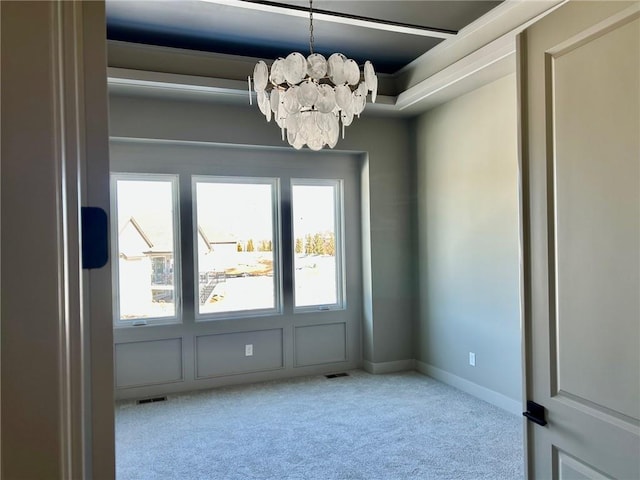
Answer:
[106, 0, 502, 74]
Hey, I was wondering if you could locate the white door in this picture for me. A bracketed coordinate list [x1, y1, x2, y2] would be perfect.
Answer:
[519, 1, 640, 478]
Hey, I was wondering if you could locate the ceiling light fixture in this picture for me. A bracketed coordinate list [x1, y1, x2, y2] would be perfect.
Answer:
[249, 0, 378, 150]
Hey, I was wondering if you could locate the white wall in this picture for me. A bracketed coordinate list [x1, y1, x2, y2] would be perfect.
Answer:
[414, 74, 522, 410]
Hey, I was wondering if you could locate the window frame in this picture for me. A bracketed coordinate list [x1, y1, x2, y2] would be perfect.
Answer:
[191, 175, 283, 322]
[291, 178, 346, 313]
[110, 173, 183, 327]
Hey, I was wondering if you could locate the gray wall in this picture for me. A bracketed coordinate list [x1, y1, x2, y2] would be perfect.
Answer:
[108, 90, 416, 380]
[414, 74, 522, 404]
[109, 62, 523, 404]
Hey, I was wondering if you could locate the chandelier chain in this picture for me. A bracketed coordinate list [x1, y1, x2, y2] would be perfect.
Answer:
[309, 0, 314, 54]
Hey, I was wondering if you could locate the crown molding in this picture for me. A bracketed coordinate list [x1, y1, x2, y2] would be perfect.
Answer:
[395, 33, 516, 114]
[107, 67, 400, 114]
[396, 0, 567, 91]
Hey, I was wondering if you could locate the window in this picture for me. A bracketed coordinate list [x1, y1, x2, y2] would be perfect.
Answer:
[111, 174, 181, 325]
[292, 180, 344, 310]
[193, 177, 280, 318]
[111, 171, 347, 325]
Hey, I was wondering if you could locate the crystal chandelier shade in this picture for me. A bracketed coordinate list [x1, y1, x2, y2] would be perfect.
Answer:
[250, 1, 378, 150]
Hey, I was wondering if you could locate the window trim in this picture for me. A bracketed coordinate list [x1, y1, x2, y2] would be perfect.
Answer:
[291, 178, 346, 313]
[191, 175, 283, 322]
[110, 173, 183, 327]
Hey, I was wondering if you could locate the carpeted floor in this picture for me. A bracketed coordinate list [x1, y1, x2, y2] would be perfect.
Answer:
[116, 370, 524, 479]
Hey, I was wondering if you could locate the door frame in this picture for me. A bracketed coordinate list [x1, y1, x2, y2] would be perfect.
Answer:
[1, 1, 114, 478]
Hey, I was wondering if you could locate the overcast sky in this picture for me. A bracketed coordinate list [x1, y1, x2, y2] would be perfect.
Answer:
[117, 179, 337, 242]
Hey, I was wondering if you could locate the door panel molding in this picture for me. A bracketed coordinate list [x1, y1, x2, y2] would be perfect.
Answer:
[546, 4, 640, 58]
[553, 393, 639, 434]
[552, 447, 612, 480]
[548, 16, 640, 420]
[546, 12, 640, 421]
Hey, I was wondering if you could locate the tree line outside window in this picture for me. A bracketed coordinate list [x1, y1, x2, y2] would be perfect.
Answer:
[236, 232, 336, 255]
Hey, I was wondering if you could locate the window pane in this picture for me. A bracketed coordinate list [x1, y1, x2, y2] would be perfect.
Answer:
[115, 179, 177, 320]
[195, 180, 276, 316]
[292, 182, 340, 308]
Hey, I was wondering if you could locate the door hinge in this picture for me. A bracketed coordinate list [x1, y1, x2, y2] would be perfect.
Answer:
[523, 400, 547, 426]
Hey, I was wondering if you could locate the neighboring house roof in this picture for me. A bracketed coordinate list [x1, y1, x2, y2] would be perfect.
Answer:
[118, 213, 174, 256]
[118, 217, 153, 259]
[198, 222, 238, 245]
[120, 217, 153, 246]
[119, 215, 239, 258]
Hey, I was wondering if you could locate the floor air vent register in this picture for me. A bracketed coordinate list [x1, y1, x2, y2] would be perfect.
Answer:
[325, 373, 349, 379]
[137, 396, 167, 405]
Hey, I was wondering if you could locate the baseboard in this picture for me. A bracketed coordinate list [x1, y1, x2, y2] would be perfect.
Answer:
[415, 361, 522, 416]
[362, 359, 415, 374]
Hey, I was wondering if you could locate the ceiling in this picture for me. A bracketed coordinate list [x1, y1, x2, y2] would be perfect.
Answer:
[106, 0, 503, 75]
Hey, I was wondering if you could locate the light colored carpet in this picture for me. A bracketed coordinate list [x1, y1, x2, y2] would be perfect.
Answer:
[116, 370, 524, 479]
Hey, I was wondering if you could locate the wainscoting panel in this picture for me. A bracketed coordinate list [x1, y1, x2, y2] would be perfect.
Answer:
[115, 338, 183, 388]
[196, 328, 284, 379]
[294, 323, 347, 367]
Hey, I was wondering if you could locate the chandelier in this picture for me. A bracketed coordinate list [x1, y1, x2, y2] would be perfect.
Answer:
[250, 0, 378, 150]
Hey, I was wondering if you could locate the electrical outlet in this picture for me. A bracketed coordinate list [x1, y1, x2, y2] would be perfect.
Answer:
[469, 352, 476, 367]
[245, 344, 253, 356]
